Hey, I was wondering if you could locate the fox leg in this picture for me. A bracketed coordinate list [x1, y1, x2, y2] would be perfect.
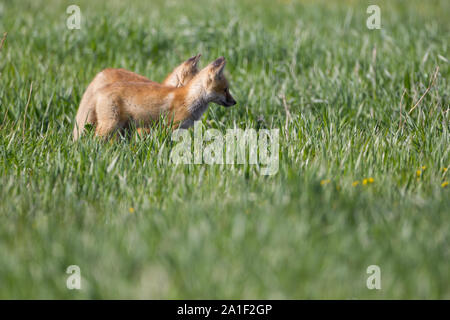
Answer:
[136, 127, 151, 136]
[95, 119, 120, 138]
[94, 97, 121, 139]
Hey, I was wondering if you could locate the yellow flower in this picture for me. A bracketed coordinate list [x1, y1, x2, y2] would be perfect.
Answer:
[416, 170, 422, 177]
[421, 166, 427, 170]
[368, 177, 374, 183]
[352, 181, 360, 187]
[129, 207, 135, 214]
[362, 179, 368, 185]
[442, 181, 449, 188]
[443, 167, 448, 173]
[320, 179, 331, 186]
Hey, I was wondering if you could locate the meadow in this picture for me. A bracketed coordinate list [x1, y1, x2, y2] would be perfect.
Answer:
[0, 0, 448, 299]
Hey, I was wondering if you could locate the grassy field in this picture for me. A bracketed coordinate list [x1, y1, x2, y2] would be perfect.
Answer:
[0, 0, 449, 299]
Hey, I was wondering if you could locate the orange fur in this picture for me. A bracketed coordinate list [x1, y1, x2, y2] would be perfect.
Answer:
[74, 56, 236, 140]
[73, 54, 201, 140]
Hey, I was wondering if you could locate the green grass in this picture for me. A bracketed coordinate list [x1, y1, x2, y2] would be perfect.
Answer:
[0, 0, 449, 299]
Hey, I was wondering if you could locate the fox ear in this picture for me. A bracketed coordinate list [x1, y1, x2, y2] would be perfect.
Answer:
[187, 53, 201, 68]
[210, 56, 226, 78]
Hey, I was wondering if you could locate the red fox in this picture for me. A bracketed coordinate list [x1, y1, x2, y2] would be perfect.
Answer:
[75, 56, 236, 139]
[73, 54, 201, 140]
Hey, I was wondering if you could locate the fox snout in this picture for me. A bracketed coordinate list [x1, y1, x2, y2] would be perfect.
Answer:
[224, 90, 236, 107]
[225, 96, 236, 107]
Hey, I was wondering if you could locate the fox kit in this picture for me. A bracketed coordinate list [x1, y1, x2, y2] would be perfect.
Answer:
[73, 54, 201, 140]
[84, 56, 236, 138]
